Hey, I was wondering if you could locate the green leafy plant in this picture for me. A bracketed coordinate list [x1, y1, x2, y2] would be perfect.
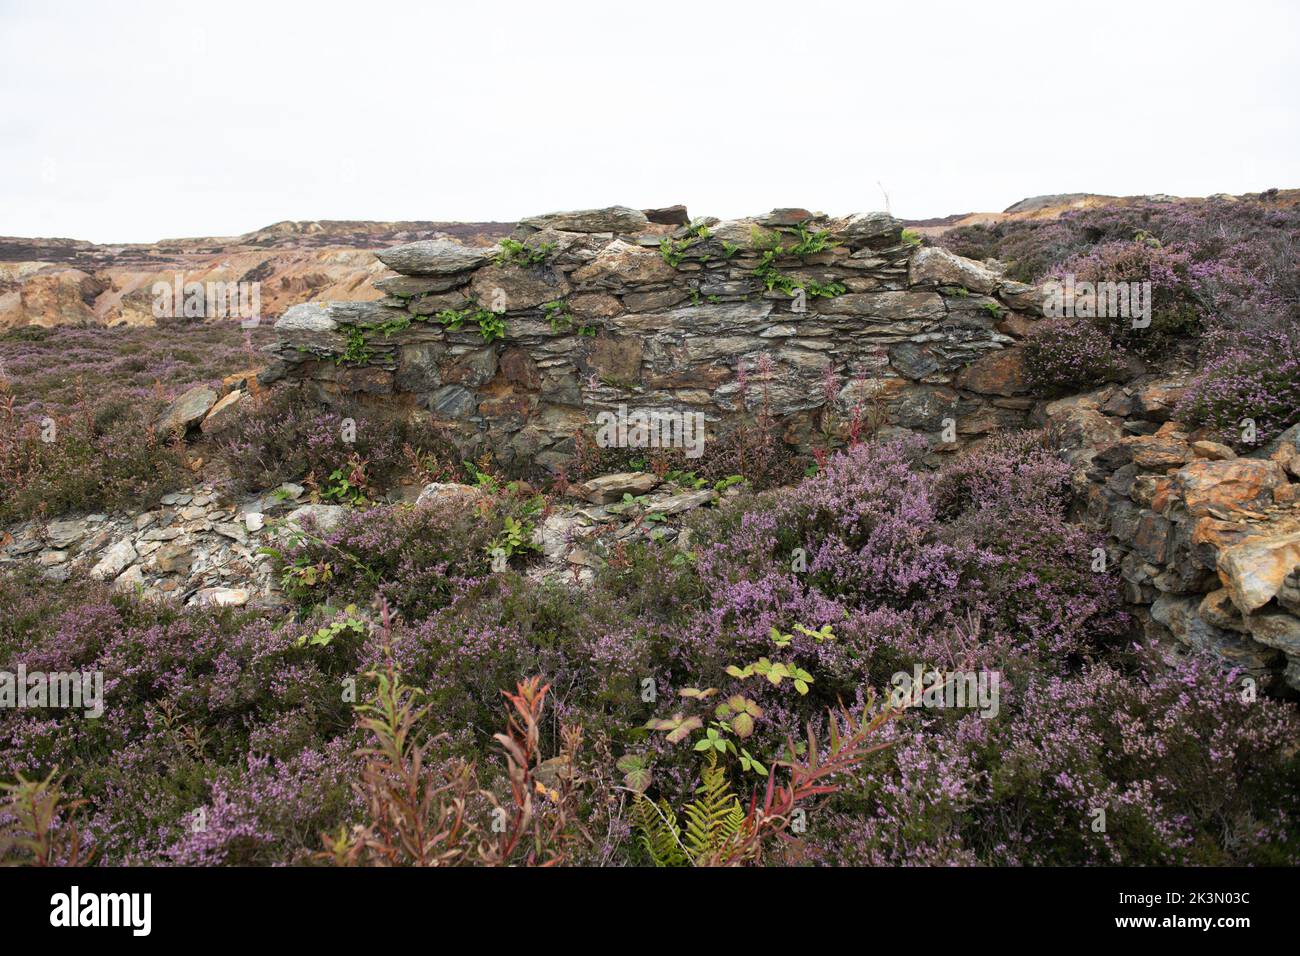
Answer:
[334, 315, 414, 365]
[616, 754, 652, 794]
[319, 457, 371, 507]
[687, 288, 722, 307]
[495, 237, 554, 268]
[488, 512, 541, 567]
[296, 605, 368, 648]
[713, 694, 764, 740]
[642, 713, 703, 744]
[769, 623, 836, 647]
[338, 326, 373, 365]
[784, 223, 839, 257]
[542, 300, 573, 333]
[632, 695, 904, 866]
[265, 550, 335, 595]
[435, 306, 507, 343]
[666, 469, 708, 490]
[726, 657, 815, 694]
[750, 225, 845, 300]
[804, 278, 847, 299]
[658, 220, 712, 267]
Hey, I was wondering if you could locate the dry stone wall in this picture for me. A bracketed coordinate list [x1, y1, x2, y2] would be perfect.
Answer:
[269, 205, 1043, 470]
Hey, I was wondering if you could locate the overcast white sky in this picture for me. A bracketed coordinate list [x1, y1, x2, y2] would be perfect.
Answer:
[1, 0, 1297, 243]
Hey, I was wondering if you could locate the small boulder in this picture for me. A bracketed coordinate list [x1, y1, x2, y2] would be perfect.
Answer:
[1191, 440, 1236, 461]
[45, 519, 86, 549]
[91, 539, 138, 580]
[1176, 459, 1287, 517]
[1133, 381, 1186, 422]
[156, 386, 218, 437]
[376, 239, 491, 276]
[274, 303, 338, 333]
[955, 349, 1027, 397]
[196, 587, 249, 608]
[520, 206, 649, 234]
[1217, 531, 1300, 614]
[199, 389, 246, 433]
[153, 540, 193, 573]
[909, 246, 1002, 295]
[284, 504, 349, 535]
[1244, 607, 1300, 656]
[579, 473, 661, 504]
[415, 482, 483, 510]
[112, 565, 145, 592]
[650, 489, 717, 515]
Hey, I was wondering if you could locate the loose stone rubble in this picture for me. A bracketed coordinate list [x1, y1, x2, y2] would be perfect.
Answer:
[0, 473, 734, 604]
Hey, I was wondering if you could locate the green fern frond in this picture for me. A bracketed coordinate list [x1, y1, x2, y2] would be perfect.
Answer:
[682, 754, 744, 860]
[631, 795, 689, 867]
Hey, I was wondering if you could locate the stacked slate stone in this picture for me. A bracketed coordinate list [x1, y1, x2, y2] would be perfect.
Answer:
[270, 205, 1045, 470]
[1061, 395, 1300, 694]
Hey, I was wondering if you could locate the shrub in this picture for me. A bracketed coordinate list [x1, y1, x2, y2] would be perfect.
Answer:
[266, 496, 501, 618]
[215, 385, 459, 497]
[1022, 318, 1130, 397]
[0, 385, 190, 524]
[804, 649, 1300, 866]
[1052, 239, 1202, 358]
[1175, 326, 1300, 449]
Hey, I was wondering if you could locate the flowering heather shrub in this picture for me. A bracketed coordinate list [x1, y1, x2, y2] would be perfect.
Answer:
[215, 385, 459, 497]
[939, 195, 1300, 378]
[1052, 239, 1201, 357]
[979, 653, 1300, 864]
[0, 386, 190, 524]
[269, 497, 500, 618]
[807, 650, 1300, 866]
[1022, 318, 1130, 397]
[0, 321, 277, 522]
[934, 432, 1130, 660]
[938, 193, 1300, 298]
[0, 570, 365, 864]
[691, 436, 1125, 671]
[0, 321, 276, 418]
[1175, 326, 1300, 449]
[2, 427, 1297, 866]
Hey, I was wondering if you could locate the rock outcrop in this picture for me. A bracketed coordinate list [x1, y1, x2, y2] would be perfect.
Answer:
[1062, 390, 1300, 692]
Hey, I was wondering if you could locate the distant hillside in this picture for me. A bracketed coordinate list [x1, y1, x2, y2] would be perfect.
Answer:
[0, 220, 512, 329]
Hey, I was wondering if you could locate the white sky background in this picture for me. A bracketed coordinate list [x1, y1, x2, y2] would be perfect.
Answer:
[1, 0, 1297, 243]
